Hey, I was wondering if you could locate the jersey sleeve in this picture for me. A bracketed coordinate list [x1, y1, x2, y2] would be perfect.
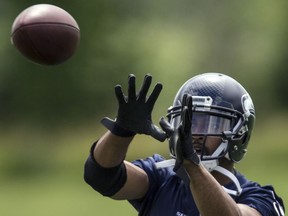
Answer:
[237, 183, 285, 216]
[128, 154, 173, 213]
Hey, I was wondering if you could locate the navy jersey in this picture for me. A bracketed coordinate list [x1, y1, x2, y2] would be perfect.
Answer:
[129, 154, 285, 216]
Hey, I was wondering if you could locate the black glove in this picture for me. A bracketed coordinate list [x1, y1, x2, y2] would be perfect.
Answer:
[160, 94, 200, 184]
[177, 94, 200, 166]
[101, 74, 166, 142]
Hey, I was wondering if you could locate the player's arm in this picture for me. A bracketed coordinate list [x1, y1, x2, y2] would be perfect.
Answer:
[87, 131, 148, 199]
[185, 162, 261, 216]
[84, 74, 166, 200]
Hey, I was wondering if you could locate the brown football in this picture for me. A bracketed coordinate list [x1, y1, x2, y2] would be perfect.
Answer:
[11, 4, 80, 65]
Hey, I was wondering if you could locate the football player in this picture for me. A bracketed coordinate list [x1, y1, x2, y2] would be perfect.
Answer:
[84, 73, 285, 216]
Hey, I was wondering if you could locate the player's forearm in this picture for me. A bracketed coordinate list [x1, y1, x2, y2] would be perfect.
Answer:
[185, 163, 242, 216]
[93, 131, 134, 167]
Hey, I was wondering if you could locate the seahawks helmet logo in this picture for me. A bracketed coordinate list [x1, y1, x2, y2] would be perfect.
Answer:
[241, 94, 255, 118]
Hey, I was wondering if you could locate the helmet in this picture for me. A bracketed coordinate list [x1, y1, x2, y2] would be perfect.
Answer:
[167, 73, 255, 164]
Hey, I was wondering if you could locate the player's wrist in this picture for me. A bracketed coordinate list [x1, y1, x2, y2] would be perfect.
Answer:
[183, 152, 201, 166]
[110, 122, 136, 137]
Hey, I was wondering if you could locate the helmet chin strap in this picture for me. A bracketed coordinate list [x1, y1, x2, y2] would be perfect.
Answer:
[202, 141, 242, 196]
[202, 159, 242, 196]
[213, 166, 242, 196]
[201, 141, 228, 171]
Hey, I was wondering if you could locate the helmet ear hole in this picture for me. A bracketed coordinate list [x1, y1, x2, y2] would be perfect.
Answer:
[228, 135, 248, 162]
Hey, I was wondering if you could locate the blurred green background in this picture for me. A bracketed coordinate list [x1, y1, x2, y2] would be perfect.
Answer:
[0, 0, 287, 215]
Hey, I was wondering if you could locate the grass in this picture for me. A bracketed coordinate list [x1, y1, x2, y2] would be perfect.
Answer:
[0, 114, 287, 215]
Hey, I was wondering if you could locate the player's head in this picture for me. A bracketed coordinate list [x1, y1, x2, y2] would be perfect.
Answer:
[167, 73, 255, 171]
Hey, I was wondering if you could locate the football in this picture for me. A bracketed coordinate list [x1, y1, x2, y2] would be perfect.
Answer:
[11, 4, 80, 65]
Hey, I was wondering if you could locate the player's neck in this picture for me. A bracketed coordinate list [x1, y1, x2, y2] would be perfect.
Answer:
[211, 159, 234, 185]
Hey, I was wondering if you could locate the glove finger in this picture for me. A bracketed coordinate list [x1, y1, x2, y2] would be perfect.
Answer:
[184, 96, 192, 124]
[115, 85, 126, 104]
[138, 74, 152, 101]
[128, 74, 136, 102]
[101, 117, 136, 137]
[101, 117, 115, 131]
[186, 95, 193, 133]
[147, 83, 162, 107]
[159, 117, 174, 136]
[181, 94, 188, 110]
[149, 124, 167, 142]
[182, 107, 191, 134]
[187, 95, 193, 114]
[176, 124, 185, 158]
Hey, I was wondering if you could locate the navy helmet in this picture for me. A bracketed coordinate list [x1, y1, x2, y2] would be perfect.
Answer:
[167, 73, 255, 163]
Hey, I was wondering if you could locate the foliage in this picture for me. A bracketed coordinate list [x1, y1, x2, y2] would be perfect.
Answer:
[1, 0, 288, 127]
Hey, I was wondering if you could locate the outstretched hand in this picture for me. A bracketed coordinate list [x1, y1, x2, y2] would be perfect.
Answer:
[101, 74, 166, 142]
[178, 94, 200, 165]
[160, 94, 200, 184]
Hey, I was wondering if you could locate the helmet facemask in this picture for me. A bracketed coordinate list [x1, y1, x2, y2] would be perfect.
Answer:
[167, 95, 249, 171]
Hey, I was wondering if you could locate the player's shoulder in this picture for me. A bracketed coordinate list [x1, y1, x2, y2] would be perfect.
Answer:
[235, 171, 281, 197]
[234, 171, 285, 215]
